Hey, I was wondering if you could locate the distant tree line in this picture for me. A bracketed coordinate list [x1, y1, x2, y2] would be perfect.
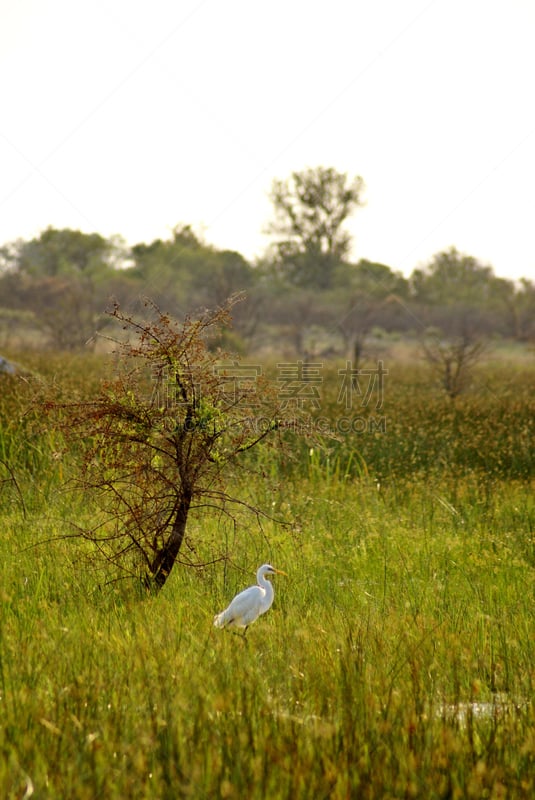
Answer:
[0, 167, 533, 354]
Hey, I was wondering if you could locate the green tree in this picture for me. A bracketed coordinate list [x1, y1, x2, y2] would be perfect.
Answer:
[131, 225, 256, 319]
[410, 247, 506, 338]
[410, 247, 495, 307]
[130, 225, 205, 311]
[48, 297, 283, 590]
[8, 227, 119, 277]
[28, 276, 98, 349]
[497, 277, 535, 341]
[335, 260, 409, 364]
[0, 228, 123, 349]
[266, 166, 365, 289]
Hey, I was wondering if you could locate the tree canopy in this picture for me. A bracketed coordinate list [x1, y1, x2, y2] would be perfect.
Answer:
[410, 247, 496, 307]
[265, 166, 365, 289]
[1, 227, 119, 277]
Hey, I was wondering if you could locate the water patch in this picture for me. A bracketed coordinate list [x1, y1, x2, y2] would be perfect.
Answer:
[438, 694, 529, 725]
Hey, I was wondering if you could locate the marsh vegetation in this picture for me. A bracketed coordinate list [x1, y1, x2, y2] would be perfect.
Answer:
[1, 341, 534, 798]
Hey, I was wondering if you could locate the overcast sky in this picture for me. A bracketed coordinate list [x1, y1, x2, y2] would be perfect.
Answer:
[1, 0, 534, 280]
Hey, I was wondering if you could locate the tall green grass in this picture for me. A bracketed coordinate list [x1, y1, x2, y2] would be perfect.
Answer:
[271, 361, 535, 483]
[1, 475, 534, 798]
[0, 355, 534, 797]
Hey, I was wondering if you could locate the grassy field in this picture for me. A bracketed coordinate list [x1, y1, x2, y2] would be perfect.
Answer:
[1, 352, 534, 798]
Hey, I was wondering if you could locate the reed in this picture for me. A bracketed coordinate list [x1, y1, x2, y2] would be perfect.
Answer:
[0, 356, 533, 798]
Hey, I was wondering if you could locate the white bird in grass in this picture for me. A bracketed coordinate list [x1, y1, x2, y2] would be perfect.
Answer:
[213, 564, 287, 634]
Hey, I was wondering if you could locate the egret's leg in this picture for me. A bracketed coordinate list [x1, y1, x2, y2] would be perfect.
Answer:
[230, 627, 248, 640]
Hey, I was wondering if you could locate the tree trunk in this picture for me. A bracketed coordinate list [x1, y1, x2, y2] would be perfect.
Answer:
[148, 493, 192, 590]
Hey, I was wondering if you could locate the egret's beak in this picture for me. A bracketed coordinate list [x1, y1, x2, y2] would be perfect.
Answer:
[274, 568, 288, 576]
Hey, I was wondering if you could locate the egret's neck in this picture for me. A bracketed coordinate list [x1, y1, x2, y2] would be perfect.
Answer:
[258, 574, 274, 601]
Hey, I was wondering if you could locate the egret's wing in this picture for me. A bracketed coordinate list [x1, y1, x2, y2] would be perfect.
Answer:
[214, 585, 264, 628]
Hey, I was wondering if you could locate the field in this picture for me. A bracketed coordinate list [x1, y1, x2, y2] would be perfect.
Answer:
[1, 350, 534, 798]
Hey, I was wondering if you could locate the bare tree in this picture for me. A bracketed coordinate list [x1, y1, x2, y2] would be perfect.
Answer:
[47, 297, 283, 590]
[421, 330, 485, 400]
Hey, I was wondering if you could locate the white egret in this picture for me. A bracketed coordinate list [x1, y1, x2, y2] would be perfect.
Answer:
[213, 564, 287, 633]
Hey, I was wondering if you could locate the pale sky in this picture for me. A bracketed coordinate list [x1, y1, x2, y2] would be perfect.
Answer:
[1, 0, 534, 281]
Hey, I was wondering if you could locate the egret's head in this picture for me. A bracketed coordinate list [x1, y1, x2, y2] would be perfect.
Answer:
[263, 564, 287, 577]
